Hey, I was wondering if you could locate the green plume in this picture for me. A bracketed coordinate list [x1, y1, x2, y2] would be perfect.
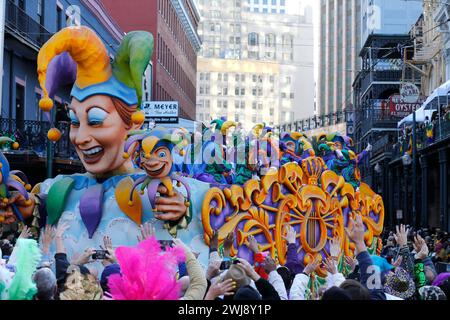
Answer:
[112, 31, 154, 105]
[7, 239, 42, 300]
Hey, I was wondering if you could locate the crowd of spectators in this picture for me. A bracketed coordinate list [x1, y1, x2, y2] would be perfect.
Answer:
[0, 216, 449, 300]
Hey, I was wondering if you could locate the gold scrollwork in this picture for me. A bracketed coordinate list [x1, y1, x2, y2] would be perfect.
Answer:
[201, 157, 385, 277]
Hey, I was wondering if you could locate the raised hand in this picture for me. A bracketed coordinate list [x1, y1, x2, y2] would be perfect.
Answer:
[329, 234, 342, 258]
[206, 259, 221, 281]
[303, 255, 321, 276]
[204, 279, 236, 300]
[18, 225, 32, 239]
[101, 235, 117, 266]
[55, 222, 70, 254]
[344, 256, 357, 273]
[345, 215, 366, 254]
[394, 224, 409, 247]
[237, 258, 260, 281]
[323, 257, 337, 275]
[210, 229, 219, 251]
[413, 234, 425, 253]
[246, 235, 260, 254]
[283, 225, 297, 245]
[223, 232, 234, 257]
[40, 225, 55, 255]
[262, 255, 277, 274]
[137, 221, 156, 242]
[72, 247, 95, 265]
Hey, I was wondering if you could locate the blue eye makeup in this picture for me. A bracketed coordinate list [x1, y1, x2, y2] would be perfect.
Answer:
[158, 151, 167, 158]
[69, 110, 80, 126]
[87, 107, 108, 125]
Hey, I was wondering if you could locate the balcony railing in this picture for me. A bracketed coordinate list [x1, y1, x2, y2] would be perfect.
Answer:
[0, 118, 78, 161]
[5, 0, 53, 49]
[276, 111, 350, 133]
[391, 119, 450, 160]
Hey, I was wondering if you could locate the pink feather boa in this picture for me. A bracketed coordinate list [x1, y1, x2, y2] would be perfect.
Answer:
[107, 237, 186, 300]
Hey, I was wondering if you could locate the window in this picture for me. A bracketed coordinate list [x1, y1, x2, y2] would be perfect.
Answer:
[248, 50, 259, 59]
[270, 108, 274, 116]
[200, 73, 204, 81]
[252, 102, 257, 109]
[265, 34, 276, 47]
[271, 9, 276, 13]
[252, 115, 257, 122]
[241, 88, 245, 95]
[282, 34, 294, 49]
[290, 93, 294, 99]
[263, 0, 268, 4]
[57, 6, 64, 30]
[210, 23, 215, 31]
[286, 76, 291, 84]
[218, 73, 222, 81]
[252, 75, 257, 82]
[224, 74, 228, 82]
[258, 103, 263, 110]
[280, 9, 285, 14]
[281, 92, 287, 98]
[223, 101, 228, 109]
[263, 8, 268, 13]
[280, 0, 285, 5]
[269, 75, 275, 83]
[206, 73, 211, 81]
[235, 74, 240, 82]
[241, 74, 245, 82]
[205, 100, 210, 108]
[252, 88, 257, 96]
[272, 0, 277, 4]
[248, 33, 259, 46]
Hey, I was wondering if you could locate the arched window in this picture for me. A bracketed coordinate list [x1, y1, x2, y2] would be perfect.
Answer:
[248, 32, 259, 46]
[265, 33, 276, 47]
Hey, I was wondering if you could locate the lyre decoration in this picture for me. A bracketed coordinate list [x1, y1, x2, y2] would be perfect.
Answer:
[201, 156, 384, 278]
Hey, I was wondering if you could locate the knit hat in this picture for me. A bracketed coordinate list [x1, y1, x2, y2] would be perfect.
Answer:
[383, 267, 416, 300]
[234, 286, 261, 300]
[322, 286, 352, 300]
[100, 263, 121, 293]
[418, 285, 447, 300]
[222, 264, 251, 289]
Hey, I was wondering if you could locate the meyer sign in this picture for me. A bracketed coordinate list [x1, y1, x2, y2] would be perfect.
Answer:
[389, 95, 427, 118]
[142, 101, 179, 124]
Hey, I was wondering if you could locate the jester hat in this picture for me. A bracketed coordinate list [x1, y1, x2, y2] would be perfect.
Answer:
[37, 26, 154, 141]
[123, 127, 186, 163]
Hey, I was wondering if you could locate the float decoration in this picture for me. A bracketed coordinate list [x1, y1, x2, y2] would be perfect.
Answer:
[0, 137, 33, 224]
[34, 26, 154, 237]
[117, 128, 192, 236]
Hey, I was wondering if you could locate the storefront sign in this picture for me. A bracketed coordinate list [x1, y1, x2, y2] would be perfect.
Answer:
[142, 101, 179, 124]
[389, 95, 427, 117]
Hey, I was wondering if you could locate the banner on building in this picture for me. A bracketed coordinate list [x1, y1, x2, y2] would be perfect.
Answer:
[142, 101, 179, 124]
[388, 95, 427, 118]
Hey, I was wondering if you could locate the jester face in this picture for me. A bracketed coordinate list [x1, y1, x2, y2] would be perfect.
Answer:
[69, 95, 135, 175]
[285, 141, 296, 152]
[140, 143, 173, 179]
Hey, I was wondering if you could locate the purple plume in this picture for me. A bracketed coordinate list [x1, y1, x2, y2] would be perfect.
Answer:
[79, 184, 104, 238]
[45, 52, 77, 99]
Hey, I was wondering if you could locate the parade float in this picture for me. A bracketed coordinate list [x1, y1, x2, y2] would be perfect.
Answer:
[0, 26, 384, 288]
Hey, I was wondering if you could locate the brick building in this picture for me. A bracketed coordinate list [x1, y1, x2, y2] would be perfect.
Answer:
[102, 0, 201, 119]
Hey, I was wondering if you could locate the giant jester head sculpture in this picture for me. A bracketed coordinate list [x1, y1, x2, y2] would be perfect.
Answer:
[36, 26, 153, 176]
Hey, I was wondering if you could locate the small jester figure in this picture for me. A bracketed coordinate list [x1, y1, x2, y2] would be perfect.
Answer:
[121, 128, 193, 237]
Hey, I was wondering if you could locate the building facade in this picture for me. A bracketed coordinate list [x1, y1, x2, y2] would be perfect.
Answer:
[317, 0, 361, 115]
[196, 0, 314, 131]
[1, 0, 124, 182]
[360, 0, 424, 47]
[102, 0, 201, 120]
